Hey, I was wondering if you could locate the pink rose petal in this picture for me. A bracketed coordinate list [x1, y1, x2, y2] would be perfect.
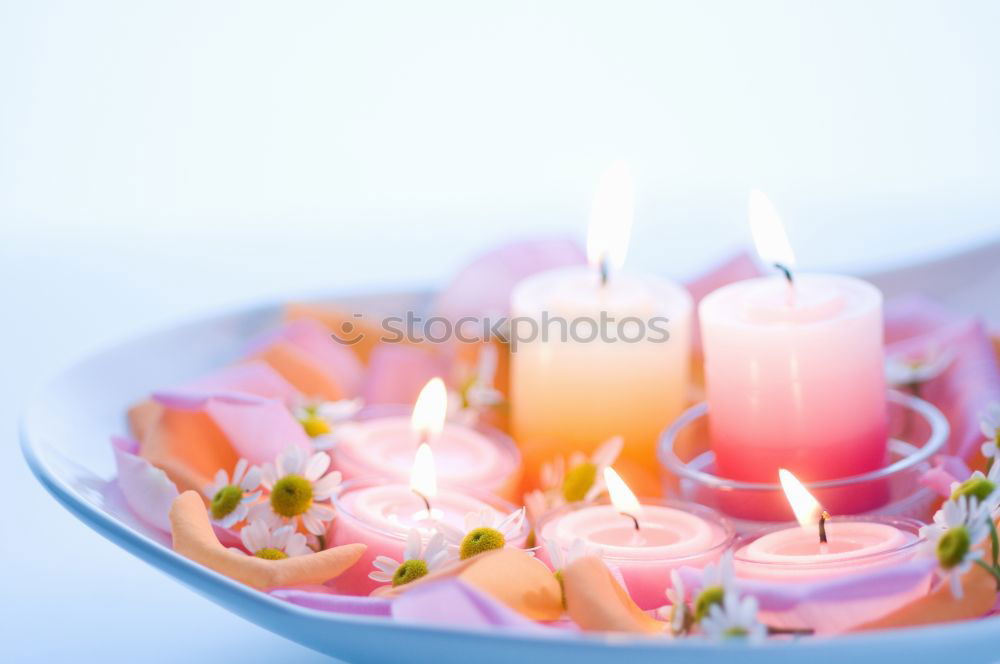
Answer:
[111, 435, 180, 532]
[269, 587, 393, 617]
[391, 579, 557, 633]
[362, 344, 446, 406]
[157, 361, 303, 405]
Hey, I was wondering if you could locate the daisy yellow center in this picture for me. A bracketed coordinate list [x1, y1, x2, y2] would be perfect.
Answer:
[694, 585, 725, 622]
[460, 527, 505, 560]
[300, 414, 331, 438]
[562, 462, 597, 503]
[210, 484, 244, 520]
[271, 475, 313, 517]
[937, 526, 971, 569]
[722, 627, 749, 638]
[392, 559, 429, 587]
[254, 547, 288, 560]
[951, 477, 997, 503]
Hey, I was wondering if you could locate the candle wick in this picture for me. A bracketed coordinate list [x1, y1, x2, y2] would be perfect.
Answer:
[413, 490, 432, 516]
[774, 262, 794, 285]
[621, 512, 640, 531]
[818, 511, 830, 544]
[599, 254, 610, 287]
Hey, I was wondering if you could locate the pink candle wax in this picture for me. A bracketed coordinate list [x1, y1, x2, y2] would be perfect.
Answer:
[328, 479, 525, 595]
[734, 517, 929, 633]
[537, 500, 732, 610]
[699, 274, 890, 520]
[331, 407, 522, 502]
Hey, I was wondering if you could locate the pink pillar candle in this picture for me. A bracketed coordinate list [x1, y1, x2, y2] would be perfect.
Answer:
[328, 478, 527, 596]
[537, 499, 732, 610]
[734, 516, 929, 633]
[331, 406, 523, 502]
[699, 274, 890, 519]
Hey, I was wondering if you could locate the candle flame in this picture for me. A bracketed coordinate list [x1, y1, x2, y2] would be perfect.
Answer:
[778, 468, 824, 527]
[749, 189, 796, 270]
[411, 377, 447, 441]
[604, 466, 642, 517]
[586, 160, 635, 275]
[410, 442, 438, 498]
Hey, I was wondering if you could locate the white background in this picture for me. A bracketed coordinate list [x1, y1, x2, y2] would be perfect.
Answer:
[2, 1, 999, 662]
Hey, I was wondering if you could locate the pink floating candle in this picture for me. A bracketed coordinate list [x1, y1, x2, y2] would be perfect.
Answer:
[734, 470, 929, 633]
[331, 378, 522, 501]
[328, 443, 526, 596]
[537, 468, 732, 610]
[699, 191, 889, 520]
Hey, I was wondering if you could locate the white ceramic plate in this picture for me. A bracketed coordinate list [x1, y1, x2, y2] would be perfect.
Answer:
[20, 292, 1000, 663]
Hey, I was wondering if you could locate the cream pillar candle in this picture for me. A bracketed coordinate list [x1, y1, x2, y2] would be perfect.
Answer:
[510, 162, 693, 484]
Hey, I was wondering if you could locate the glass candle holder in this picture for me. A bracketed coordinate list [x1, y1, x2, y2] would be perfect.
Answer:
[733, 516, 930, 633]
[536, 497, 733, 610]
[658, 390, 948, 527]
[328, 477, 528, 596]
[330, 404, 523, 503]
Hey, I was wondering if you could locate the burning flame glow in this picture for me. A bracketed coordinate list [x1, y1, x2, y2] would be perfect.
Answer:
[778, 468, 823, 527]
[748, 189, 796, 269]
[411, 377, 447, 441]
[586, 160, 635, 275]
[604, 466, 642, 517]
[410, 443, 438, 499]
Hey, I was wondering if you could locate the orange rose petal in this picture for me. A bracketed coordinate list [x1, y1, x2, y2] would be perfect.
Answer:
[373, 548, 562, 622]
[169, 491, 365, 589]
[284, 303, 384, 362]
[853, 560, 997, 632]
[563, 556, 665, 634]
[140, 409, 238, 493]
[254, 341, 351, 401]
[128, 399, 163, 443]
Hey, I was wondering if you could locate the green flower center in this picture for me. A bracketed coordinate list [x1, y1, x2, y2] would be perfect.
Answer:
[210, 484, 244, 520]
[952, 477, 997, 504]
[562, 462, 597, 503]
[254, 547, 288, 560]
[937, 526, 971, 569]
[554, 569, 566, 609]
[392, 559, 429, 587]
[722, 627, 749, 638]
[459, 527, 505, 560]
[270, 475, 313, 517]
[694, 585, 725, 622]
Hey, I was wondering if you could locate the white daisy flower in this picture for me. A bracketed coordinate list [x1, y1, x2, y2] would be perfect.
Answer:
[885, 345, 955, 387]
[251, 446, 341, 535]
[293, 398, 364, 449]
[920, 495, 991, 598]
[440, 507, 526, 560]
[693, 549, 736, 621]
[657, 569, 693, 636]
[231, 519, 311, 559]
[700, 590, 766, 642]
[980, 403, 1000, 460]
[449, 345, 504, 425]
[535, 436, 625, 515]
[203, 458, 262, 528]
[949, 463, 1000, 514]
[368, 529, 451, 587]
[544, 536, 602, 571]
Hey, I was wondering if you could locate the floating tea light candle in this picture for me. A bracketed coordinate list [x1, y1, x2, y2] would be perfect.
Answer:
[511, 162, 693, 485]
[733, 470, 929, 633]
[329, 441, 526, 595]
[699, 190, 889, 519]
[331, 378, 522, 501]
[537, 467, 732, 610]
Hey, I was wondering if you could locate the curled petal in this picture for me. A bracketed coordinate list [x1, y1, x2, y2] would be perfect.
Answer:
[111, 436, 179, 532]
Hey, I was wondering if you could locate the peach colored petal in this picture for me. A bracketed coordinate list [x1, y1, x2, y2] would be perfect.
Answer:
[373, 548, 562, 622]
[852, 559, 997, 631]
[169, 491, 365, 589]
[284, 303, 384, 362]
[128, 400, 163, 443]
[563, 556, 666, 634]
[140, 409, 239, 493]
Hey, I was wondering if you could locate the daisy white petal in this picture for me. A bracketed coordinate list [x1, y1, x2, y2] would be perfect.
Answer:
[304, 451, 332, 482]
[240, 465, 261, 491]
